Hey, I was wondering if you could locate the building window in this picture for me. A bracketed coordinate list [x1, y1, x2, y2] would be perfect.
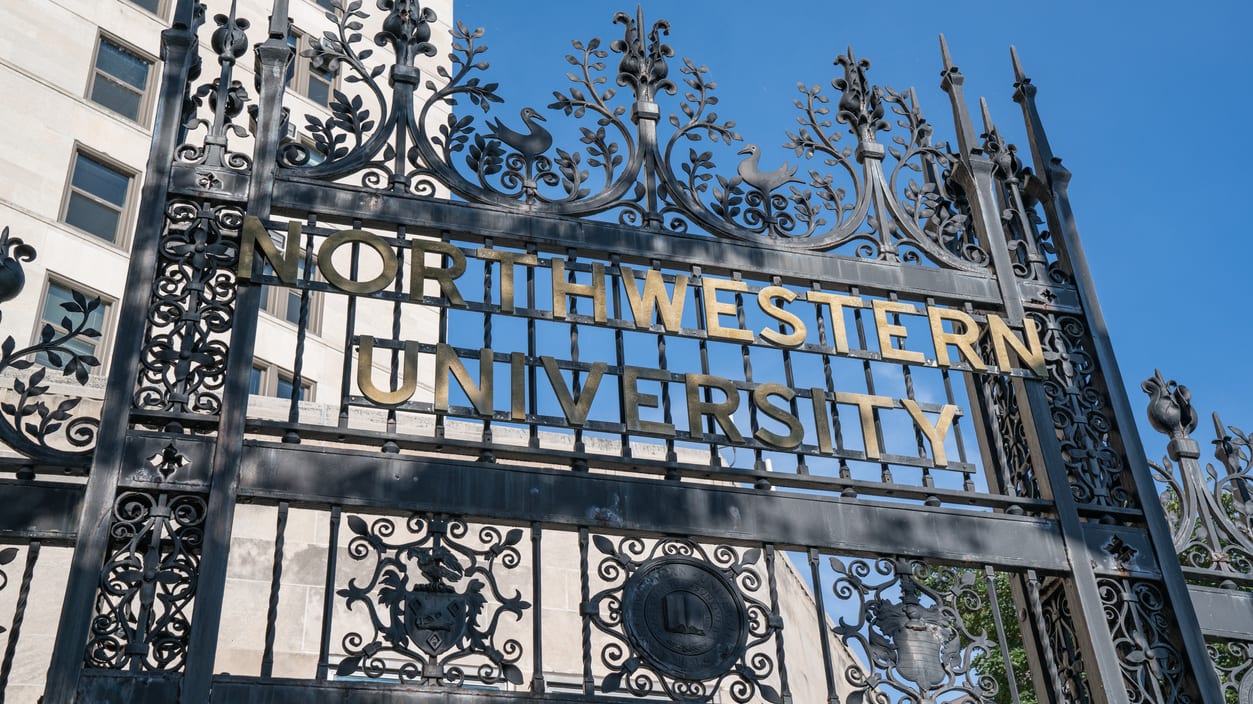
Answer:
[35, 279, 111, 377]
[288, 29, 336, 107]
[62, 149, 134, 244]
[126, 0, 166, 15]
[258, 249, 323, 336]
[250, 363, 315, 402]
[88, 36, 153, 122]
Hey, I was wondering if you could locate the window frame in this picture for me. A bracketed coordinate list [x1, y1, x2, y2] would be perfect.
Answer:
[123, 0, 169, 19]
[250, 361, 316, 403]
[33, 276, 115, 378]
[287, 27, 338, 108]
[59, 145, 138, 248]
[85, 32, 157, 124]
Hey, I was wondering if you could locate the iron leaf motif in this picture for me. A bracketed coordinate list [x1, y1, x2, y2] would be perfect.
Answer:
[270, 4, 989, 268]
[0, 231, 101, 467]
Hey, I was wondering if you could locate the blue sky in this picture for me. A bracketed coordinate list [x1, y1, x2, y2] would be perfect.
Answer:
[450, 0, 1253, 458]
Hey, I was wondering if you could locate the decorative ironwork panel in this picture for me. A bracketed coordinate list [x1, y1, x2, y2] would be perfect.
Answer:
[1207, 638, 1253, 704]
[176, 7, 254, 175]
[586, 535, 784, 703]
[978, 375, 1041, 500]
[1034, 575, 1093, 704]
[828, 556, 1014, 703]
[132, 200, 241, 418]
[979, 107, 1070, 287]
[1029, 310, 1135, 509]
[85, 490, 206, 672]
[1097, 576, 1194, 704]
[334, 513, 531, 686]
[275, 2, 986, 268]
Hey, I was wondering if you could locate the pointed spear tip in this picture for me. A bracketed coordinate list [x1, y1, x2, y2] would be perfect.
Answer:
[268, 0, 291, 37]
[938, 33, 954, 69]
[1010, 45, 1027, 80]
[979, 96, 993, 131]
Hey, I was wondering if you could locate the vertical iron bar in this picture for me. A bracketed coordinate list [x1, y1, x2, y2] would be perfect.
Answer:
[888, 293, 928, 488]
[481, 239, 495, 454]
[285, 222, 316, 436]
[983, 565, 1022, 703]
[526, 244, 539, 449]
[315, 506, 342, 681]
[260, 502, 289, 679]
[611, 257, 630, 459]
[530, 522, 545, 693]
[851, 287, 890, 484]
[0, 541, 39, 701]
[1026, 569, 1067, 702]
[384, 225, 407, 449]
[337, 236, 358, 430]
[765, 545, 792, 703]
[808, 549, 838, 704]
[811, 282, 850, 484]
[565, 250, 584, 467]
[434, 231, 451, 441]
[733, 273, 764, 479]
[579, 527, 594, 695]
[653, 268, 675, 468]
[692, 266, 716, 465]
[768, 276, 805, 474]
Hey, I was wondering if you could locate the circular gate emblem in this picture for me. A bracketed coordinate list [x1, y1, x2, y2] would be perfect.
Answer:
[621, 556, 748, 681]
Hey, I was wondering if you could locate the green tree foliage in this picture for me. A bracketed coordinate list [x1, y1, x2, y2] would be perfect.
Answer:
[968, 573, 1038, 704]
[926, 570, 1038, 703]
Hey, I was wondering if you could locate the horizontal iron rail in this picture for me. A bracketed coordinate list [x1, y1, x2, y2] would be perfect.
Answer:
[263, 175, 1006, 306]
[238, 439, 1073, 571]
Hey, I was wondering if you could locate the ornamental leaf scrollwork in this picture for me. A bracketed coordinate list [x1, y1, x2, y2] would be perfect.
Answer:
[1142, 372, 1253, 580]
[0, 227, 100, 465]
[829, 556, 999, 703]
[133, 200, 240, 416]
[1207, 638, 1253, 704]
[1097, 577, 1194, 704]
[1031, 311, 1134, 508]
[335, 513, 530, 687]
[176, 5, 252, 172]
[275, 3, 987, 269]
[85, 491, 206, 672]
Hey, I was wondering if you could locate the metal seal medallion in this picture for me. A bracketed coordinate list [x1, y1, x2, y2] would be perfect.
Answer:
[621, 555, 748, 681]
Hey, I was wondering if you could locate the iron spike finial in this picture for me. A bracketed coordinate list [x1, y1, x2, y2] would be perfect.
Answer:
[1010, 45, 1028, 83]
[939, 34, 954, 72]
[267, 0, 290, 39]
[979, 96, 993, 133]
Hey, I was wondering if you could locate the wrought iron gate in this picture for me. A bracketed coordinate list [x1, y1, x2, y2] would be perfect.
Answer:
[0, 0, 1236, 702]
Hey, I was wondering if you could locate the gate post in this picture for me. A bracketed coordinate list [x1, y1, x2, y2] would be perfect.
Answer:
[178, 2, 294, 700]
[938, 39, 1136, 703]
[41, 3, 206, 701]
[1007, 49, 1221, 702]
